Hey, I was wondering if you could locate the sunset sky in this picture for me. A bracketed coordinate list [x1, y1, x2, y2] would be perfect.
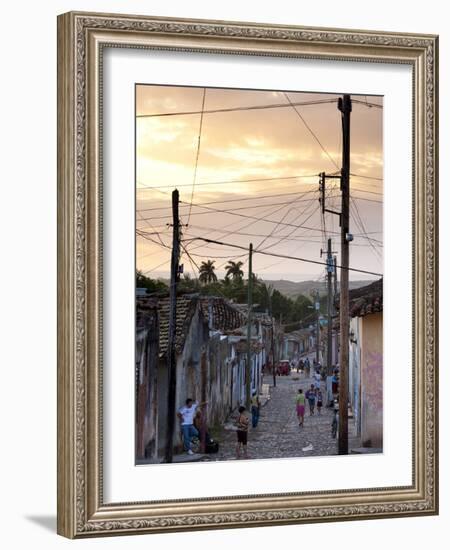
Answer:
[136, 85, 383, 283]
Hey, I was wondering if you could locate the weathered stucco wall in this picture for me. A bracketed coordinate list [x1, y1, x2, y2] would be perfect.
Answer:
[135, 313, 159, 461]
[360, 312, 383, 448]
[349, 317, 361, 436]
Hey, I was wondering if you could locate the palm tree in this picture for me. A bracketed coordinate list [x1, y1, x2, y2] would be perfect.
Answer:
[198, 260, 218, 285]
[225, 260, 244, 282]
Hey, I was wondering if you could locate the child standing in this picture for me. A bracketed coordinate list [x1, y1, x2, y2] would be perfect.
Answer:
[250, 391, 260, 428]
[235, 406, 249, 459]
[316, 388, 323, 415]
[295, 389, 306, 427]
[305, 384, 316, 416]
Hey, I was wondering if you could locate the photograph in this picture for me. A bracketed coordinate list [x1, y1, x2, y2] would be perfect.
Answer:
[56, 10, 437, 537]
[135, 84, 384, 465]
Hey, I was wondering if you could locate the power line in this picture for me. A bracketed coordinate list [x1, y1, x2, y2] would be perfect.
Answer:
[284, 92, 340, 171]
[136, 172, 381, 192]
[185, 236, 382, 277]
[187, 88, 206, 225]
[352, 98, 383, 109]
[183, 196, 296, 258]
[351, 186, 383, 196]
[139, 197, 335, 222]
[141, 258, 171, 275]
[136, 210, 167, 248]
[350, 173, 382, 181]
[136, 188, 381, 216]
[350, 201, 383, 262]
[136, 98, 339, 118]
[141, 198, 344, 235]
[137, 188, 321, 212]
[351, 195, 383, 204]
[136, 230, 171, 249]
[254, 192, 319, 251]
[257, 195, 321, 253]
[136, 173, 320, 191]
[180, 242, 201, 278]
[181, 225, 382, 245]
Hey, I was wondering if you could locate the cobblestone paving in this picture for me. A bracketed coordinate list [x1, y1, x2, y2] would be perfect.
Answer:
[210, 374, 338, 462]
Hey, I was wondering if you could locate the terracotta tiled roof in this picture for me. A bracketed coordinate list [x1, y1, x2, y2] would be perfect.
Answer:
[136, 294, 203, 357]
[136, 294, 254, 358]
[136, 296, 158, 332]
[199, 297, 246, 332]
[348, 278, 383, 317]
[157, 295, 202, 356]
[234, 340, 265, 353]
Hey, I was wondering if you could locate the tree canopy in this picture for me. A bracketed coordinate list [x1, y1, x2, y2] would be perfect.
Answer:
[198, 260, 218, 284]
[136, 267, 316, 329]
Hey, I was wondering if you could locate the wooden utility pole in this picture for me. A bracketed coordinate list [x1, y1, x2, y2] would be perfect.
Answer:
[326, 238, 333, 376]
[315, 290, 320, 366]
[279, 312, 283, 361]
[269, 291, 276, 387]
[333, 256, 338, 300]
[338, 94, 352, 455]
[164, 189, 181, 463]
[246, 243, 253, 409]
[333, 256, 339, 366]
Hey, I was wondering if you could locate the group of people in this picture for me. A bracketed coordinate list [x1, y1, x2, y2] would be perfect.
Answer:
[290, 355, 311, 374]
[177, 362, 331, 458]
[177, 391, 261, 459]
[295, 370, 324, 427]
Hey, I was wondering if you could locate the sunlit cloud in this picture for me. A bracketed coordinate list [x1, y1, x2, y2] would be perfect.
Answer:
[136, 85, 383, 281]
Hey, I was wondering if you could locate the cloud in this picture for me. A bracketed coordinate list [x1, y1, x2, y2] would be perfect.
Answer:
[136, 85, 383, 280]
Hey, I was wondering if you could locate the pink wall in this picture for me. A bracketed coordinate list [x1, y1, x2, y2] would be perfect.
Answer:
[360, 312, 383, 448]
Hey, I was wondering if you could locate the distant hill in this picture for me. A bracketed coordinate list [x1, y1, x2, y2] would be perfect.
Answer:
[263, 279, 376, 299]
[144, 274, 377, 300]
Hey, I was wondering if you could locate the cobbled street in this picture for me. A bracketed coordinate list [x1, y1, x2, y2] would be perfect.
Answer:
[210, 373, 338, 461]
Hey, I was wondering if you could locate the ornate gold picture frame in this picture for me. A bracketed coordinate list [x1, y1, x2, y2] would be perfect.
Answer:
[57, 11, 438, 538]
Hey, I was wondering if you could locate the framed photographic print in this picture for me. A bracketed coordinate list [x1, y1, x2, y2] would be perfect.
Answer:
[57, 11, 438, 538]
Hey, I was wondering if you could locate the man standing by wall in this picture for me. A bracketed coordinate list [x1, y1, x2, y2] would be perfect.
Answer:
[177, 398, 207, 455]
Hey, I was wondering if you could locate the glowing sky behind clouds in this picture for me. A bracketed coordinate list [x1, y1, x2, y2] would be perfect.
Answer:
[136, 85, 383, 283]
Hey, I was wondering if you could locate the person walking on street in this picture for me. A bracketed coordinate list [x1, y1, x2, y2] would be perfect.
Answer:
[314, 369, 321, 390]
[304, 356, 310, 377]
[250, 391, 260, 428]
[295, 389, 306, 427]
[305, 385, 316, 416]
[235, 406, 249, 459]
[316, 388, 323, 415]
[332, 368, 339, 398]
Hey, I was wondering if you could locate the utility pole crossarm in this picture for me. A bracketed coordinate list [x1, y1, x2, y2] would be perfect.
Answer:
[319, 172, 342, 217]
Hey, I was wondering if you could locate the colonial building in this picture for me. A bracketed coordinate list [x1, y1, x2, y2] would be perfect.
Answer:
[348, 279, 383, 449]
[135, 292, 271, 461]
